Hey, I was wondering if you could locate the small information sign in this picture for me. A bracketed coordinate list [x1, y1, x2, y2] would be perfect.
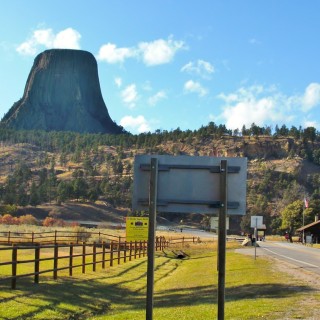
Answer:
[126, 217, 149, 242]
[250, 216, 263, 228]
[210, 217, 229, 230]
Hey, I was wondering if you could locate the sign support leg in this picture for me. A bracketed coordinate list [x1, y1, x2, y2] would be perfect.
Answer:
[146, 158, 158, 320]
[254, 218, 257, 260]
[218, 160, 227, 320]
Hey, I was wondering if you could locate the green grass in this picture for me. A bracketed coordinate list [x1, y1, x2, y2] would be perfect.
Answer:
[0, 244, 319, 319]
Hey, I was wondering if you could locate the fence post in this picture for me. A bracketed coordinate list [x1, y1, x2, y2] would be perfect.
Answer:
[110, 241, 114, 267]
[117, 242, 121, 265]
[8, 231, 11, 244]
[155, 237, 158, 251]
[69, 243, 73, 276]
[93, 242, 96, 272]
[102, 242, 106, 269]
[11, 244, 17, 289]
[34, 243, 40, 284]
[129, 242, 133, 261]
[124, 241, 127, 263]
[82, 242, 86, 274]
[32, 232, 34, 244]
[54, 230, 57, 244]
[182, 237, 185, 247]
[134, 241, 137, 259]
[139, 241, 142, 258]
[53, 243, 58, 279]
[143, 240, 146, 257]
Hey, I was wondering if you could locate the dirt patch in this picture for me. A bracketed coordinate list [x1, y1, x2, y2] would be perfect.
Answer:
[274, 259, 320, 320]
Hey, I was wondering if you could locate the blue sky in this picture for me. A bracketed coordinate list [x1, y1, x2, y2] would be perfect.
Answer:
[1, 1, 320, 134]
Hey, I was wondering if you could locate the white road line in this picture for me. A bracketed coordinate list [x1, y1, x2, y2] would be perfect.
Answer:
[261, 247, 320, 268]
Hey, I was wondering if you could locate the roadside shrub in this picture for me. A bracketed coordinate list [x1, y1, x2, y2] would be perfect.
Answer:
[19, 214, 38, 225]
[72, 226, 91, 242]
[42, 217, 66, 227]
[0, 214, 19, 225]
[69, 221, 80, 227]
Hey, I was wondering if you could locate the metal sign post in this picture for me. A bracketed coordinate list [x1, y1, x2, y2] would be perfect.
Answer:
[218, 160, 227, 320]
[254, 218, 258, 260]
[250, 216, 263, 260]
[146, 158, 158, 320]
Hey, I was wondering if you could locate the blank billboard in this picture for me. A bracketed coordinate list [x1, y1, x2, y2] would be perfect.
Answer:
[132, 155, 247, 215]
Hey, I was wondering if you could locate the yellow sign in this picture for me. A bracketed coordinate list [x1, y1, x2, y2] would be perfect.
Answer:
[126, 217, 149, 242]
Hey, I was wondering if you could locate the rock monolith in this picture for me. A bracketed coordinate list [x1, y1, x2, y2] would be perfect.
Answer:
[2, 49, 123, 134]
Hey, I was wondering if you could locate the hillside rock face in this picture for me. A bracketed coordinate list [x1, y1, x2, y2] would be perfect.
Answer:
[2, 49, 123, 134]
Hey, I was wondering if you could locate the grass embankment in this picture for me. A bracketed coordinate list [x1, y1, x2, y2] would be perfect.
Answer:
[0, 242, 319, 320]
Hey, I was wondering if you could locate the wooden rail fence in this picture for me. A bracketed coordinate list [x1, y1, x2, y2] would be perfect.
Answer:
[0, 230, 123, 245]
[168, 236, 200, 246]
[0, 237, 168, 289]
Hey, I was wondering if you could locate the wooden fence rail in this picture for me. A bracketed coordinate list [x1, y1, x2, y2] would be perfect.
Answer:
[0, 230, 123, 245]
[168, 236, 200, 246]
[0, 237, 168, 289]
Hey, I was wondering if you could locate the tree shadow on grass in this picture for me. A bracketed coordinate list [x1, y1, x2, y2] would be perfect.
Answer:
[0, 280, 314, 319]
[154, 283, 314, 308]
[0, 277, 147, 320]
[0, 256, 178, 319]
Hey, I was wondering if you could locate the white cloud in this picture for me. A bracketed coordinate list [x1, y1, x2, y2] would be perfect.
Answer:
[148, 91, 167, 106]
[33, 29, 54, 46]
[121, 84, 138, 108]
[114, 77, 122, 88]
[16, 41, 37, 56]
[120, 115, 151, 133]
[302, 83, 320, 111]
[138, 36, 185, 66]
[184, 80, 208, 97]
[217, 85, 296, 130]
[304, 120, 318, 128]
[97, 36, 185, 66]
[181, 59, 214, 78]
[16, 27, 81, 55]
[96, 43, 136, 63]
[53, 28, 81, 49]
[222, 97, 278, 130]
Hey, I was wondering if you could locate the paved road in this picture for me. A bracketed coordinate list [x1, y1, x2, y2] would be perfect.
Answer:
[253, 241, 320, 275]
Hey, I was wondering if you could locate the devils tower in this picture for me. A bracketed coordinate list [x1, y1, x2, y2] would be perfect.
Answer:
[2, 49, 123, 134]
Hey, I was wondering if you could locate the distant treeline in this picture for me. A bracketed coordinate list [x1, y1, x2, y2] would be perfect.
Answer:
[0, 122, 318, 153]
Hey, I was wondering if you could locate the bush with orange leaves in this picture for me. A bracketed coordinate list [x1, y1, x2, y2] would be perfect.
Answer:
[42, 217, 66, 227]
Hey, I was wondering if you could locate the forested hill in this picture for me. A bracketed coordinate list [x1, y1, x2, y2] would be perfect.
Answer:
[1, 122, 320, 235]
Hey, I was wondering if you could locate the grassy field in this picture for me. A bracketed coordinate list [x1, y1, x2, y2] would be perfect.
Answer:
[0, 242, 319, 320]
